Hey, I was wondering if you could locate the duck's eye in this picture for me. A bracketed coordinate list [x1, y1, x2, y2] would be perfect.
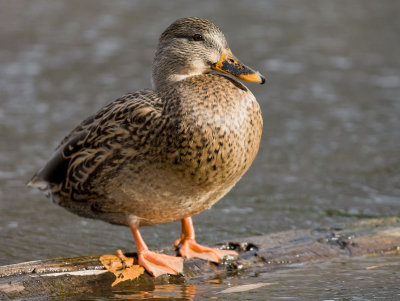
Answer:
[192, 34, 204, 41]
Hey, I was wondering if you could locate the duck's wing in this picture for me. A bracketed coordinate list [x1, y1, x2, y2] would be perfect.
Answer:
[28, 89, 163, 190]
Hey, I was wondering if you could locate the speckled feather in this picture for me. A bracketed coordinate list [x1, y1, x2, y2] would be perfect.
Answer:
[29, 17, 263, 228]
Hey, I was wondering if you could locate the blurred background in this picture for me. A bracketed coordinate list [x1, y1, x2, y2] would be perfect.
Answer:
[0, 1, 399, 297]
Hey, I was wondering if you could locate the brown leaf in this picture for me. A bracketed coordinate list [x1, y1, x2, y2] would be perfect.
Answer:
[110, 264, 145, 286]
[99, 254, 145, 286]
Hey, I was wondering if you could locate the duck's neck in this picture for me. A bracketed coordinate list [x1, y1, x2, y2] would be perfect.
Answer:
[151, 47, 209, 92]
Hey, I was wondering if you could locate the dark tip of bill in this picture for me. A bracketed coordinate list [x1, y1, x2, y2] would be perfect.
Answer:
[260, 76, 266, 85]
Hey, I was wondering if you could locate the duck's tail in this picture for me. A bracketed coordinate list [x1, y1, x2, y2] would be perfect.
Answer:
[27, 173, 50, 190]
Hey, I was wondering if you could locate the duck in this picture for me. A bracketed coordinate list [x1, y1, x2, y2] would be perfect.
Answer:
[28, 17, 265, 277]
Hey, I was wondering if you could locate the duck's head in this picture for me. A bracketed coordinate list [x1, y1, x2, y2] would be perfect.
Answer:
[152, 17, 265, 91]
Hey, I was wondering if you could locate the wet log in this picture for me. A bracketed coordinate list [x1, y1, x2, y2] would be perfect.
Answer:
[1, 217, 399, 299]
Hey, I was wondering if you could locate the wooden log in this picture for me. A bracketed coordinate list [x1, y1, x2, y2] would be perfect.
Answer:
[1, 217, 399, 299]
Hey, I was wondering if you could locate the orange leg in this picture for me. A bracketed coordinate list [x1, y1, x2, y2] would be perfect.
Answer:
[129, 224, 183, 277]
[174, 217, 238, 263]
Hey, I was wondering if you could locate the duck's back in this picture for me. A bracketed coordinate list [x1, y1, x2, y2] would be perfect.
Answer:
[29, 89, 164, 217]
[29, 74, 262, 227]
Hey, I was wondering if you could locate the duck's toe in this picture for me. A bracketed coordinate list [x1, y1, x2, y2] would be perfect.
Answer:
[178, 239, 238, 263]
[138, 250, 184, 277]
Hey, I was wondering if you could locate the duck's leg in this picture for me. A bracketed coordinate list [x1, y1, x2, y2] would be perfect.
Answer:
[174, 217, 238, 263]
[129, 223, 183, 277]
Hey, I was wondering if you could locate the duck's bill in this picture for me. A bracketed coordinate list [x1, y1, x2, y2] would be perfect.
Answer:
[212, 48, 265, 84]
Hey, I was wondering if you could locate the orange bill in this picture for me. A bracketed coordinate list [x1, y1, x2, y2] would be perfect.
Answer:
[212, 48, 265, 84]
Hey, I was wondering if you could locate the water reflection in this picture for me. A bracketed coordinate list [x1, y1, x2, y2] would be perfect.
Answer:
[113, 284, 201, 300]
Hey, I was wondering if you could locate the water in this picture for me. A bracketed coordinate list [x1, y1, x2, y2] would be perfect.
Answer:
[62, 256, 400, 300]
[1, 0, 399, 299]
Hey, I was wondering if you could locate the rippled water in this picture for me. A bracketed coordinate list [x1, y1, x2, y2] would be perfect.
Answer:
[1, 0, 399, 299]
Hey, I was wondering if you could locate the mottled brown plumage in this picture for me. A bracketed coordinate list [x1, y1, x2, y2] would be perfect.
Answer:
[29, 17, 264, 277]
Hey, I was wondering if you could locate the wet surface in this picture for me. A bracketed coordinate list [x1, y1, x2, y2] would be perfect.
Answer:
[68, 255, 400, 300]
[1, 0, 399, 299]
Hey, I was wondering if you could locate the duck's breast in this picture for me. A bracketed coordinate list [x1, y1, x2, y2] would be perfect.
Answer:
[162, 74, 263, 191]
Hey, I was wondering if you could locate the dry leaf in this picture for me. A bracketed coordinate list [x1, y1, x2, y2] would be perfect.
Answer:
[110, 264, 145, 286]
[219, 282, 274, 294]
[100, 254, 145, 286]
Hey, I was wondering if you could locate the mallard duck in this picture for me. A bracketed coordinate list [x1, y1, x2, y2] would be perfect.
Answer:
[29, 17, 264, 277]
